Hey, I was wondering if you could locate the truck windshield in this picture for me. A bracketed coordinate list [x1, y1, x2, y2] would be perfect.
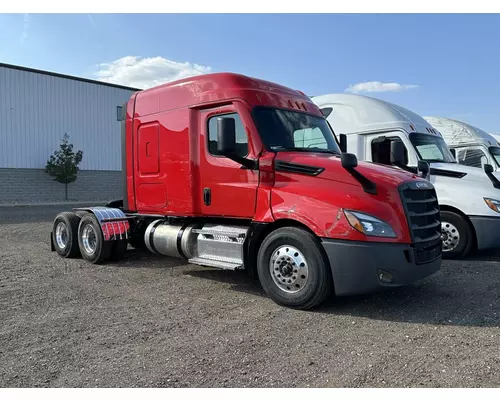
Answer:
[409, 133, 456, 163]
[252, 106, 341, 154]
[489, 147, 500, 167]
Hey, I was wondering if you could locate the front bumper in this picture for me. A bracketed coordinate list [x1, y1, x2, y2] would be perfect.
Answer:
[321, 238, 442, 296]
[469, 216, 500, 251]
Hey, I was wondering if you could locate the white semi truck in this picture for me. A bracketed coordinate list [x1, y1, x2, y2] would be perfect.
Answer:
[312, 93, 500, 259]
[424, 116, 500, 173]
[490, 134, 500, 146]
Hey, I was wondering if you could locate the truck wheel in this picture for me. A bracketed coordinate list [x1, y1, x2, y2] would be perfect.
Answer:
[256, 227, 333, 310]
[52, 212, 81, 258]
[440, 211, 473, 259]
[77, 213, 112, 264]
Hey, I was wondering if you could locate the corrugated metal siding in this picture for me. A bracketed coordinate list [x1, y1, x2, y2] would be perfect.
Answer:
[0, 66, 136, 170]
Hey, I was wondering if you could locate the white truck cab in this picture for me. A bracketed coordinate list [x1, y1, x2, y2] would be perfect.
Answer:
[490, 134, 500, 146]
[424, 116, 500, 173]
[312, 93, 500, 259]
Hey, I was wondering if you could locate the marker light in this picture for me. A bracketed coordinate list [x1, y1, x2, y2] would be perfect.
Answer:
[484, 198, 500, 213]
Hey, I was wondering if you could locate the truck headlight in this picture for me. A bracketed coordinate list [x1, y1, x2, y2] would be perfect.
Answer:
[344, 210, 397, 238]
[484, 198, 500, 213]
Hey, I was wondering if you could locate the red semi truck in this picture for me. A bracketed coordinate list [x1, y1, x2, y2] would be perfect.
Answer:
[50, 72, 442, 310]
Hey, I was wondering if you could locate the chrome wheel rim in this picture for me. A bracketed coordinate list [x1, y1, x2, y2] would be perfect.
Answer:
[441, 221, 460, 252]
[82, 224, 98, 255]
[269, 245, 309, 294]
[55, 222, 68, 249]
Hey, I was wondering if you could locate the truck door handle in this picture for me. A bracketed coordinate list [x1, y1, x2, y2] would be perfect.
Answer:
[146, 142, 150, 157]
[203, 188, 211, 206]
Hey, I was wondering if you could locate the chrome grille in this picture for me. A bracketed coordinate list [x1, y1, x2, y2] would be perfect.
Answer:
[399, 181, 442, 264]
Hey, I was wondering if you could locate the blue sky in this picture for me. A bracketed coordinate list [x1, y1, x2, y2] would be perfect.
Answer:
[1, 13, 500, 132]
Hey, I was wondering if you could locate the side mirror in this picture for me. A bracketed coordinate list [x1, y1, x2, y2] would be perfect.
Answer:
[450, 148, 456, 159]
[341, 152, 358, 169]
[418, 160, 430, 179]
[390, 141, 406, 166]
[339, 134, 347, 153]
[485, 163, 494, 174]
[217, 117, 236, 154]
[484, 163, 500, 189]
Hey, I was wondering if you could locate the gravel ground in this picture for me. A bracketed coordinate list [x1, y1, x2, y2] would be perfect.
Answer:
[1, 205, 500, 388]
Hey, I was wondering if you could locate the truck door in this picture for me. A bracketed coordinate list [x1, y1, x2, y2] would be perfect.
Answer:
[134, 121, 166, 211]
[199, 104, 259, 218]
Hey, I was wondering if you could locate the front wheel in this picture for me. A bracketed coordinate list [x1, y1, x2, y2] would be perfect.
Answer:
[440, 211, 474, 259]
[256, 227, 333, 310]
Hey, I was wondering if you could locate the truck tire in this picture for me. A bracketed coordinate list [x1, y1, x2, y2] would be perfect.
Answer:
[77, 213, 112, 264]
[440, 210, 473, 259]
[52, 212, 82, 258]
[256, 227, 333, 310]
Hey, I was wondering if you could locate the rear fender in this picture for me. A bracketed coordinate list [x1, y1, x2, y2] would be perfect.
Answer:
[74, 206, 133, 241]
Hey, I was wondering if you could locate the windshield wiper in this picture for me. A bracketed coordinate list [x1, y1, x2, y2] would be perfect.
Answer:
[271, 146, 340, 155]
[423, 159, 454, 163]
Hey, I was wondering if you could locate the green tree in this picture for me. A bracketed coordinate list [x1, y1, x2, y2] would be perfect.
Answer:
[45, 133, 83, 200]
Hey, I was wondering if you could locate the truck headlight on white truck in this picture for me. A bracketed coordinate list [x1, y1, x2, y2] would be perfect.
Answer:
[344, 210, 397, 238]
[484, 198, 500, 213]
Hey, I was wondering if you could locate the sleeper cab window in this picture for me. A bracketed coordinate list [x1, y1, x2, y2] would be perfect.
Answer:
[207, 112, 248, 158]
[465, 149, 488, 168]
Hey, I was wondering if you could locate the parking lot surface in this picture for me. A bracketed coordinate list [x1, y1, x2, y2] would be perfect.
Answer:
[1, 205, 500, 388]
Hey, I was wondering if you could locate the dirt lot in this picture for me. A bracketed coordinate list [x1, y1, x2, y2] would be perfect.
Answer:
[1, 205, 500, 388]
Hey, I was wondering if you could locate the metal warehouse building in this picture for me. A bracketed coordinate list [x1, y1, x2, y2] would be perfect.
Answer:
[0, 63, 139, 204]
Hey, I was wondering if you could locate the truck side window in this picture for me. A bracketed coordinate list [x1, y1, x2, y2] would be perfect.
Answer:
[320, 107, 333, 118]
[207, 113, 248, 158]
[371, 137, 408, 165]
[458, 148, 487, 168]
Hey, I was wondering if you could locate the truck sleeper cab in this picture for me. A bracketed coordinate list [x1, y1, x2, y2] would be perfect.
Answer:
[312, 93, 500, 259]
[424, 116, 500, 173]
[50, 73, 441, 310]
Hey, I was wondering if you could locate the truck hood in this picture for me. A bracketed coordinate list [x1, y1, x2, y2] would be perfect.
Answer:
[274, 152, 422, 189]
[430, 162, 500, 185]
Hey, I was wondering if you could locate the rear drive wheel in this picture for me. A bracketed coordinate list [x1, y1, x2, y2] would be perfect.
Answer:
[52, 212, 82, 258]
[77, 214, 112, 264]
[256, 227, 333, 310]
[440, 211, 473, 259]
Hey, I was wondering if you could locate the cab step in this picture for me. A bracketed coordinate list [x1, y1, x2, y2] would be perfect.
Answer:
[188, 257, 242, 270]
[191, 226, 247, 240]
[189, 224, 248, 270]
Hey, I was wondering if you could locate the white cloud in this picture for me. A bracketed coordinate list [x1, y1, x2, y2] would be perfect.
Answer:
[94, 56, 212, 89]
[345, 81, 418, 94]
